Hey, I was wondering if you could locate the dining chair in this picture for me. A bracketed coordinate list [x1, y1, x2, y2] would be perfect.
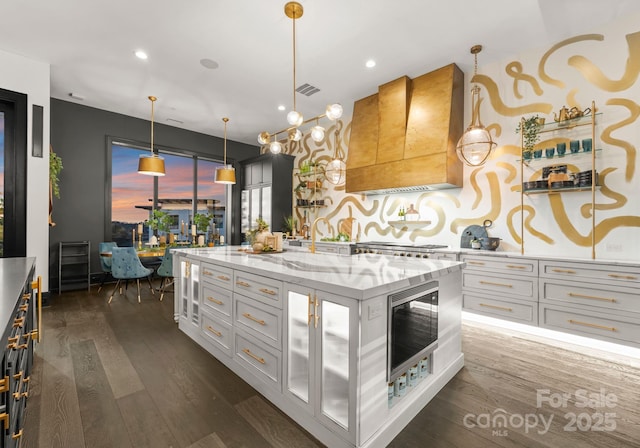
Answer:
[156, 246, 174, 301]
[108, 247, 155, 303]
[97, 241, 118, 292]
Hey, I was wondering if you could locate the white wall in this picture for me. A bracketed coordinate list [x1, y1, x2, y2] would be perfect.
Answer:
[0, 49, 50, 290]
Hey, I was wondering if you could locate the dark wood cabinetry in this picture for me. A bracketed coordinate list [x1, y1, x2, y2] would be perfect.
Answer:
[240, 153, 294, 234]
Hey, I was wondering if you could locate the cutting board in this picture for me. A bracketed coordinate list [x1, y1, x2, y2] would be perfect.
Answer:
[460, 225, 488, 248]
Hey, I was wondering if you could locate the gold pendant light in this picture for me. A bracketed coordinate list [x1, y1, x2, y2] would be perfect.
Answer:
[456, 45, 497, 167]
[137, 96, 166, 176]
[214, 117, 236, 184]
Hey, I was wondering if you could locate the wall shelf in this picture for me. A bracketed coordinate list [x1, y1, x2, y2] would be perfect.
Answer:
[388, 220, 431, 228]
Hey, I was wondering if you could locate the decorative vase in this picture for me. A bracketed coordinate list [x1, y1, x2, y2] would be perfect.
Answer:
[255, 231, 272, 245]
[252, 242, 264, 252]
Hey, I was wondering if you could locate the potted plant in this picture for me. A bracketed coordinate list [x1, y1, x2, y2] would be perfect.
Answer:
[245, 218, 271, 252]
[194, 212, 215, 246]
[146, 209, 171, 244]
[516, 114, 543, 160]
[283, 215, 297, 237]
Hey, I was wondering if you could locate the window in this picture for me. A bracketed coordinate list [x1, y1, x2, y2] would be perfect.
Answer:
[110, 141, 228, 247]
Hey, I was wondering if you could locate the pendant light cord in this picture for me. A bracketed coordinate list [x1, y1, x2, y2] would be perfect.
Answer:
[149, 96, 156, 156]
[222, 117, 229, 165]
[292, 11, 297, 112]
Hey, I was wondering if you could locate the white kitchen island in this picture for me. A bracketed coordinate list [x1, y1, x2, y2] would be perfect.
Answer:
[172, 246, 464, 448]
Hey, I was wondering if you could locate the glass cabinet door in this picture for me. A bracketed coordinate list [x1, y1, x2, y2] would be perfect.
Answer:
[180, 259, 190, 320]
[261, 186, 272, 230]
[191, 263, 200, 325]
[287, 290, 312, 404]
[319, 299, 350, 429]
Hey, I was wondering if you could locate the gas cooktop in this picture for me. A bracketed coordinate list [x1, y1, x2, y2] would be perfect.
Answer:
[357, 241, 448, 249]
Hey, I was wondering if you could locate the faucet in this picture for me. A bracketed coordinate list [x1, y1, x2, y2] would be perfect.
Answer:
[310, 217, 330, 253]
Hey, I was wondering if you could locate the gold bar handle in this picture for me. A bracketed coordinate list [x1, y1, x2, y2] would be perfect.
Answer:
[217, 275, 231, 281]
[307, 293, 313, 326]
[184, 261, 191, 278]
[12, 429, 23, 440]
[568, 292, 616, 303]
[608, 274, 638, 280]
[259, 288, 277, 296]
[479, 280, 513, 288]
[314, 295, 320, 329]
[506, 265, 526, 270]
[242, 348, 265, 364]
[0, 413, 8, 430]
[32, 276, 43, 342]
[568, 319, 616, 332]
[480, 303, 513, 312]
[552, 268, 576, 274]
[206, 325, 222, 337]
[242, 313, 265, 326]
[207, 296, 224, 305]
[467, 261, 485, 266]
[236, 280, 251, 287]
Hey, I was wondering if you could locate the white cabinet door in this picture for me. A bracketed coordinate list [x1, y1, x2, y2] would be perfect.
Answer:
[284, 284, 357, 442]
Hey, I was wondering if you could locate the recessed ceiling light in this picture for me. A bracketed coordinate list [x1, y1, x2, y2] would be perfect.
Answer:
[135, 50, 148, 60]
[365, 59, 376, 68]
[200, 58, 219, 70]
[278, 105, 286, 111]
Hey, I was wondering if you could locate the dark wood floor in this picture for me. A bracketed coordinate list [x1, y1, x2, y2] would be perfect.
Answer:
[23, 284, 640, 448]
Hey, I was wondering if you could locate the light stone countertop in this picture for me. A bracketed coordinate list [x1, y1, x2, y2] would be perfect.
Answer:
[173, 246, 463, 300]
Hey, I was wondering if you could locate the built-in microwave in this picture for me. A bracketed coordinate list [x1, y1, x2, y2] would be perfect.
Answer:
[388, 281, 439, 381]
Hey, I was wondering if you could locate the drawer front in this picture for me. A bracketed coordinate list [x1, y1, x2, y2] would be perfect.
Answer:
[201, 262, 234, 290]
[540, 305, 640, 347]
[234, 271, 282, 308]
[540, 260, 640, 287]
[463, 293, 537, 324]
[461, 254, 538, 276]
[234, 295, 281, 348]
[201, 312, 232, 355]
[540, 279, 639, 315]
[432, 252, 458, 262]
[234, 331, 281, 387]
[201, 283, 232, 322]
[463, 271, 537, 301]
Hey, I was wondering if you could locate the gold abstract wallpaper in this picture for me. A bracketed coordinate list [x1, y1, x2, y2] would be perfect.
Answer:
[268, 14, 640, 262]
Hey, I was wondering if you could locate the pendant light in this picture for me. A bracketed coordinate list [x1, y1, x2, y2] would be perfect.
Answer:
[137, 96, 166, 176]
[214, 118, 236, 184]
[456, 45, 497, 167]
[285, 1, 303, 127]
[325, 121, 346, 185]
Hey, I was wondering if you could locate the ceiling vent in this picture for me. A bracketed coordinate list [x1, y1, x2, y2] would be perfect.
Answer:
[296, 83, 320, 96]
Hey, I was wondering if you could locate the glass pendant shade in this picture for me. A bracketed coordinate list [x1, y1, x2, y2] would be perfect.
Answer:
[456, 126, 496, 166]
[326, 103, 343, 120]
[289, 128, 302, 141]
[325, 158, 346, 185]
[215, 165, 236, 184]
[287, 110, 303, 126]
[258, 131, 271, 145]
[138, 154, 166, 176]
[310, 125, 325, 142]
[270, 141, 283, 154]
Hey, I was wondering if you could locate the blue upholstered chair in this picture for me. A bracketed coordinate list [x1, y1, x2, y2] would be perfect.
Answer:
[156, 246, 174, 301]
[108, 247, 155, 303]
[98, 242, 118, 292]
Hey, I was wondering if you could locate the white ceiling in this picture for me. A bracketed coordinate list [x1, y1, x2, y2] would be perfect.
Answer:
[1, 0, 639, 145]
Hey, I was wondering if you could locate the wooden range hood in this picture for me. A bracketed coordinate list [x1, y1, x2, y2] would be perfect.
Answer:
[346, 63, 464, 194]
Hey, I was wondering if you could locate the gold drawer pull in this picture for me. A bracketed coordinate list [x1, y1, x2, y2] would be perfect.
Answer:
[236, 280, 251, 287]
[608, 274, 638, 280]
[479, 280, 513, 288]
[568, 292, 616, 303]
[201, 269, 212, 276]
[7, 336, 18, 350]
[552, 268, 576, 274]
[467, 261, 485, 266]
[22, 293, 31, 300]
[242, 313, 266, 326]
[568, 319, 616, 332]
[13, 317, 25, 328]
[13, 392, 27, 401]
[19, 304, 29, 312]
[506, 265, 526, 270]
[17, 343, 29, 350]
[259, 288, 277, 296]
[480, 303, 513, 312]
[242, 348, 266, 364]
[12, 429, 23, 440]
[217, 274, 230, 281]
[22, 376, 30, 384]
[0, 413, 8, 430]
[13, 371, 23, 380]
[206, 325, 222, 337]
[207, 296, 224, 305]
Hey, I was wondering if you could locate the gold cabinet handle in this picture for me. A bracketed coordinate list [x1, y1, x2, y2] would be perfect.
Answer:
[19, 304, 29, 312]
[608, 273, 638, 280]
[206, 325, 222, 337]
[259, 288, 277, 296]
[12, 371, 23, 380]
[0, 413, 8, 430]
[0, 376, 9, 393]
[236, 280, 251, 287]
[242, 348, 266, 364]
[34, 275, 42, 342]
[184, 261, 191, 278]
[568, 292, 616, 303]
[480, 303, 513, 312]
[314, 295, 320, 329]
[552, 268, 576, 274]
[506, 265, 526, 270]
[242, 313, 266, 326]
[568, 319, 616, 332]
[7, 336, 18, 350]
[13, 392, 28, 401]
[207, 296, 224, 305]
[217, 274, 230, 281]
[201, 269, 212, 276]
[12, 429, 23, 440]
[13, 317, 25, 328]
[22, 376, 30, 384]
[479, 280, 513, 288]
[22, 293, 31, 301]
[467, 261, 485, 266]
[307, 293, 313, 326]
